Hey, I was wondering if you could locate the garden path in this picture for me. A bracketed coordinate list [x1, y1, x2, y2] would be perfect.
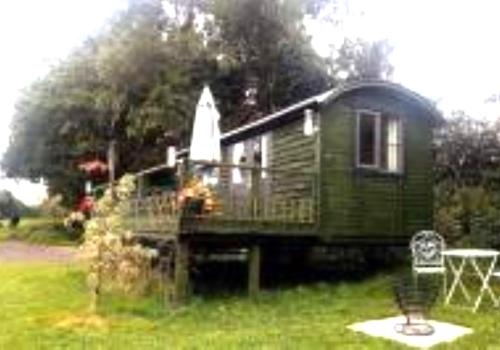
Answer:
[0, 240, 76, 263]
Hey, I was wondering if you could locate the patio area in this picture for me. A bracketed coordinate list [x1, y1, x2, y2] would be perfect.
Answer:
[348, 316, 472, 349]
[343, 230, 500, 348]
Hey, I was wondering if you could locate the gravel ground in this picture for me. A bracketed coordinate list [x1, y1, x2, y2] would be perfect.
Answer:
[0, 240, 76, 263]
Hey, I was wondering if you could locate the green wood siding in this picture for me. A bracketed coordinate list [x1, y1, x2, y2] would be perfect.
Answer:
[319, 90, 433, 241]
[270, 117, 318, 202]
[220, 117, 318, 204]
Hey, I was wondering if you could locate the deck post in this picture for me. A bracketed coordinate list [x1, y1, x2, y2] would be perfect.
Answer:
[173, 240, 190, 305]
[250, 166, 261, 218]
[248, 244, 261, 297]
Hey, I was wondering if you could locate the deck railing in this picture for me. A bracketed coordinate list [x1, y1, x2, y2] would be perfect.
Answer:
[188, 161, 318, 224]
[129, 191, 180, 234]
[130, 161, 318, 234]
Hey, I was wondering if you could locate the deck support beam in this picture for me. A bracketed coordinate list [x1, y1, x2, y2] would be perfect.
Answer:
[248, 244, 261, 297]
[173, 240, 190, 305]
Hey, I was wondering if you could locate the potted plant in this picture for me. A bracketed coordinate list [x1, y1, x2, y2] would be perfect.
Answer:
[178, 176, 220, 216]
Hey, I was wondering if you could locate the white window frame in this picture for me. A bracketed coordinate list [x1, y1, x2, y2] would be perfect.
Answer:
[356, 109, 382, 169]
[356, 110, 404, 174]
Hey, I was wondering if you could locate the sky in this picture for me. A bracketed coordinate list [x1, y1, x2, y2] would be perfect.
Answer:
[0, 0, 499, 205]
[0, 0, 128, 205]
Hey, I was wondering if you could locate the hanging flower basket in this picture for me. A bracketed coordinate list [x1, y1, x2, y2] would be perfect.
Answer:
[78, 159, 108, 177]
[393, 274, 439, 336]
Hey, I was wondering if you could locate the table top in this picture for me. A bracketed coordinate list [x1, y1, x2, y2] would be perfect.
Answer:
[442, 248, 500, 258]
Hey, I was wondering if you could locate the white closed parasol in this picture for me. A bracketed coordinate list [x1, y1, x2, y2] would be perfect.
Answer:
[189, 86, 221, 163]
[189, 86, 221, 185]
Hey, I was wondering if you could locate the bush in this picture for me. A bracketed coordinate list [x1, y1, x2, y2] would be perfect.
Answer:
[39, 194, 68, 219]
[63, 211, 86, 238]
[435, 185, 500, 248]
[9, 215, 20, 227]
[80, 175, 158, 312]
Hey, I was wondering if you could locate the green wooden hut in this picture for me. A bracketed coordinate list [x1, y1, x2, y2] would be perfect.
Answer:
[132, 80, 443, 301]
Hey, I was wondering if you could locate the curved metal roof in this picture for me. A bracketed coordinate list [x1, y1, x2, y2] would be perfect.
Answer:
[322, 80, 443, 121]
[220, 80, 443, 144]
[175, 80, 443, 156]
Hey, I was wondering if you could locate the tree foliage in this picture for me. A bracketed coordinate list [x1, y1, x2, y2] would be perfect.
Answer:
[3, 0, 213, 205]
[435, 111, 500, 189]
[210, 0, 331, 117]
[0, 190, 27, 221]
[330, 39, 393, 81]
[3, 0, 392, 207]
[434, 112, 500, 246]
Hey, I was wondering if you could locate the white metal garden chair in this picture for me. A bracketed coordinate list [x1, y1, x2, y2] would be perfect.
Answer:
[410, 230, 447, 296]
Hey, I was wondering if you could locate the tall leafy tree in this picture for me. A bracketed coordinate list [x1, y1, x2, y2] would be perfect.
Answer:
[3, 0, 393, 207]
[3, 0, 214, 205]
[434, 112, 500, 189]
[329, 39, 394, 81]
[209, 0, 331, 127]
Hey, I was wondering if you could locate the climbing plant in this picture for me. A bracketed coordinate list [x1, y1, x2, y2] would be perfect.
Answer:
[80, 175, 158, 312]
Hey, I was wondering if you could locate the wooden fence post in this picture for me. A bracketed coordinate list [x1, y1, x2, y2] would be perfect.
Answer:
[251, 166, 261, 219]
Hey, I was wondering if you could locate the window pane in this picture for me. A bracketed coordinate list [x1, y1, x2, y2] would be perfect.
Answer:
[385, 117, 401, 172]
[359, 113, 377, 165]
[381, 117, 388, 169]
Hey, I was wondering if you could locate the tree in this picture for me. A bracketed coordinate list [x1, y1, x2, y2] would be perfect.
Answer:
[433, 112, 500, 244]
[329, 39, 394, 81]
[3, 0, 214, 205]
[3, 0, 393, 207]
[434, 111, 500, 189]
[0, 190, 28, 225]
[209, 0, 331, 127]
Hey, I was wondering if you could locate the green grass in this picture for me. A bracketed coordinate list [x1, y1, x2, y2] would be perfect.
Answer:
[1, 262, 500, 349]
[0, 217, 79, 245]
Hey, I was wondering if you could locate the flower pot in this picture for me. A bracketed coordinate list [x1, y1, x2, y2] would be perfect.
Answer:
[183, 198, 204, 216]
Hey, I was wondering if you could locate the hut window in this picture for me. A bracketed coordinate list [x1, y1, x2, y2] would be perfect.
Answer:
[382, 117, 403, 172]
[357, 111, 381, 168]
[357, 110, 403, 173]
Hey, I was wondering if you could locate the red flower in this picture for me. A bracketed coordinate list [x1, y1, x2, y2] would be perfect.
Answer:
[78, 160, 108, 176]
[78, 196, 94, 214]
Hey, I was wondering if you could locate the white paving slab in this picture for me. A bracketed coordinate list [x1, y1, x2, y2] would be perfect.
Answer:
[348, 316, 473, 349]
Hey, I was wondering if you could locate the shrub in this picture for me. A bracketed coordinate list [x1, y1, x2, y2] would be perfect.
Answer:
[80, 175, 158, 312]
[39, 194, 68, 219]
[63, 211, 86, 236]
[435, 185, 500, 248]
[9, 215, 20, 227]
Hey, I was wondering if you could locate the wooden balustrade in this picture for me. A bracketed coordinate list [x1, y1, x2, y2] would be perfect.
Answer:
[130, 162, 318, 234]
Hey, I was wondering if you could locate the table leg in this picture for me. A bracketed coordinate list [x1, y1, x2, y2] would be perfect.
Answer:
[445, 257, 471, 305]
[471, 256, 499, 312]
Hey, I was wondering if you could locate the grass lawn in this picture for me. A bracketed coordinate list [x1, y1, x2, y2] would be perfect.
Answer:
[0, 217, 78, 245]
[1, 262, 500, 349]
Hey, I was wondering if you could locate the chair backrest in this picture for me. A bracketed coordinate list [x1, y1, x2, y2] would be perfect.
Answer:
[410, 230, 446, 268]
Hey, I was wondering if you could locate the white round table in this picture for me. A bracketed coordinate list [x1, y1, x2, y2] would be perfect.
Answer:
[442, 248, 499, 312]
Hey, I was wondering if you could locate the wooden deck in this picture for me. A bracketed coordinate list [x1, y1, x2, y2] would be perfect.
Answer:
[128, 161, 319, 237]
